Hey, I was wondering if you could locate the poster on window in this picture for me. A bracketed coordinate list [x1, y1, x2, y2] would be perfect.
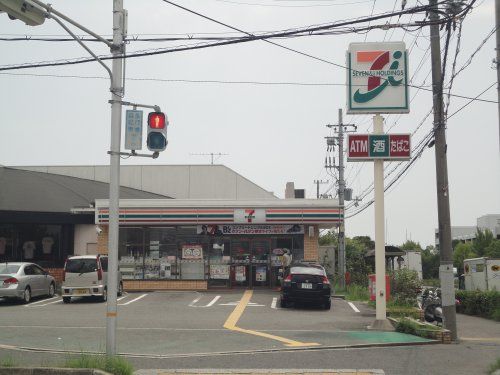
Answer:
[210, 264, 230, 279]
[235, 266, 246, 282]
[182, 245, 203, 260]
[256, 266, 267, 282]
[160, 259, 171, 279]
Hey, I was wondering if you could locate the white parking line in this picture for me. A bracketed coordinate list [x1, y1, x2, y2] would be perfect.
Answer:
[189, 295, 202, 307]
[118, 294, 147, 306]
[271, 297, 277, 309]
[32, 299, 63, 307]
[25, 296, 59, 307]
[117, 295, 128, 302]
[204, 296, 220, 307]
[348, 301, 360, 313]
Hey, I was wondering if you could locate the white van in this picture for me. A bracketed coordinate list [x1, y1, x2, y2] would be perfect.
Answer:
[62, 255, 123, 303]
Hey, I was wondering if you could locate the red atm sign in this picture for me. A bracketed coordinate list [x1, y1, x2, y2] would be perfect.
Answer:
[348, 134, 411, 161]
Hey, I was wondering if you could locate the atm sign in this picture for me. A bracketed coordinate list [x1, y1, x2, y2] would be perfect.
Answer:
[347, 134, 411, 161]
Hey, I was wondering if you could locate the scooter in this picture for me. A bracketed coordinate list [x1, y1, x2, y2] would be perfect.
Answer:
[418, 287, 443, 324]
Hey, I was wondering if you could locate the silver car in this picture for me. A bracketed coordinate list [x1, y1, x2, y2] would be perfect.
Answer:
[0, 262, 56, 303]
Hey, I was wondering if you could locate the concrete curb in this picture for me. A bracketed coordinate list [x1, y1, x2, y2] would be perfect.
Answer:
[0, 368, 111, 375]
[134, 370, 385, 375]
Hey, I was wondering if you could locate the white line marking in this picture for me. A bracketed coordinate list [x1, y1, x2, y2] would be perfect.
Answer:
[219, 301, 265, 307]
[117, 295, 127, 302]
[25, 296, 59, 307]
[118, 294, 147, 306]
[32, 299, 63, 307]
[271, 297, 277, 309]
[204, 295, 220, 307]
[189, 296, 202, 307]
[348, 301, 360, 313]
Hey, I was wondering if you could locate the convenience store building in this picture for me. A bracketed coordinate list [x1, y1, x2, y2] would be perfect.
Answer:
[94, 198, 342, 290]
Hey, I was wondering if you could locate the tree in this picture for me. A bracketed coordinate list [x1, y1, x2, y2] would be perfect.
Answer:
[421, 246, 440, 279]
[400, 240, 423, 251]
[472, 228, 494, 257]
[453, 242, 477, 274]
[345, 237, 373, 286]
[485, 240, 500, 258]
[319, 230, 337, 246]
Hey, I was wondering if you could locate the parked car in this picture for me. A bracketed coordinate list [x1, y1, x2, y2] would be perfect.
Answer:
[280, 265, 331, 309]
[61, 255, 123, 303]
[0, 262, 56, 303]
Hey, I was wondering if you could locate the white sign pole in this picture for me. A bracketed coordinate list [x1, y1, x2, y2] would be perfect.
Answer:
[372, 114, 390, 329]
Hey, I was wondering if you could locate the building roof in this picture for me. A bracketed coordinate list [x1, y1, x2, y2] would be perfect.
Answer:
[0, 166, 169, 213]
[9, 164, 277, 200]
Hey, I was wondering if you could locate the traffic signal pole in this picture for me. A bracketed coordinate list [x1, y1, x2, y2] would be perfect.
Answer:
[106, 0, 125, 356]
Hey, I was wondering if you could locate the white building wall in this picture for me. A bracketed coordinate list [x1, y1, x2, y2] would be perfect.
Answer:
[73, 225, 98, 256]
[11, 165, 276, 200]
[477, 214, 500, 239]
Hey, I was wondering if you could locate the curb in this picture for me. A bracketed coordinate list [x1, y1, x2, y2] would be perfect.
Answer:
[0, 368, 111, 375]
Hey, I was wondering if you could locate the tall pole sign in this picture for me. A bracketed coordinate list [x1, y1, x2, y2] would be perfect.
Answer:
[346, 42, 409, 331]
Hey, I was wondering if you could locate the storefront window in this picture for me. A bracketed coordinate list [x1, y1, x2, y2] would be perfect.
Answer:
[0, 225, 14, 262]
[119, 227, 145, 280]
[148, 228, 178, 280]
[208, 240, 230, 287]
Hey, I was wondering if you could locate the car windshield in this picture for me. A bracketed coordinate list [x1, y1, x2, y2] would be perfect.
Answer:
[290, 266, 324, 276]
[65, 259, 97, 273]
[0, 264, 21, 274]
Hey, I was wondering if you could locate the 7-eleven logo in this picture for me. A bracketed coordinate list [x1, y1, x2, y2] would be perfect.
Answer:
[353, 50, 403, 104]
[245, 209, 255, 223]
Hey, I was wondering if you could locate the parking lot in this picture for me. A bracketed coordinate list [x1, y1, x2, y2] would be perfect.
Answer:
[0, 290, 429, 356]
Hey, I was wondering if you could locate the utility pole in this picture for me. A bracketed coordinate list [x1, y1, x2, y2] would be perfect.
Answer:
[107, 0, 126, 355]
[496, 0, 500, 149]
[429, 0, 458, 340]
[326, 109, 356, 289]
[313, 180, 329, 199]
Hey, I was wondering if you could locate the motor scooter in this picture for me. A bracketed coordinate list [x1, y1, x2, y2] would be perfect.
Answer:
[418, 287, 443, 324]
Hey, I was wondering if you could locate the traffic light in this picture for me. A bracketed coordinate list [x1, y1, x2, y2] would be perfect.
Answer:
[0, 0, 46, 26]
[147, 111, 168, 152]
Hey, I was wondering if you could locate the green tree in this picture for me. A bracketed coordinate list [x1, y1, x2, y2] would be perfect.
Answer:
[319, 231, 337, 246]
[345, 237, 372, 286]
[392, 268, 422, 306]
[453, 242, 477, 274]
[473, 229, 494, 257]
[400, 240, 423, 251]
[421, 245, 440, 279]
[486, 240, 500, 258]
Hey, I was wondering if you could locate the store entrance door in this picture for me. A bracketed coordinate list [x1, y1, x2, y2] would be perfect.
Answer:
[230, 239, 271, 288]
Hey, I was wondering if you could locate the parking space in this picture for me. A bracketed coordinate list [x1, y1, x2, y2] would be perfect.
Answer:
[0, 290, 428, 355]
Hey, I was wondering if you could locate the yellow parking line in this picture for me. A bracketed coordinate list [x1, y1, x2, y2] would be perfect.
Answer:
[223, 290, 320, 347]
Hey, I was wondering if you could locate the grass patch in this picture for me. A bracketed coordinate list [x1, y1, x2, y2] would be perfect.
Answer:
[335, 283, 370, 301]
[395, 318, 440, 339]
[65, 354, 133, 375]
[488, 358, 500, 375]
[0, 356, 17, 367]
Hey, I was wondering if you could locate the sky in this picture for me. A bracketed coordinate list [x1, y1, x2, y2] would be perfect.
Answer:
[0, 0, 499, 248]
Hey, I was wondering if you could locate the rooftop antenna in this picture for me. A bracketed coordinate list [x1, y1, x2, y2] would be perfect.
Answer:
[190, 152, 229, 165]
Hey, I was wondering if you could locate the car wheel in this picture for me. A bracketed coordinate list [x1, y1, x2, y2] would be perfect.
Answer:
[118, 282, 123, 297]
[48, 283, 55, 298]
[63, 297, 71, 304]
[101, 288, 108, 302]
[324, 299, 331, 310]
[279, 297, 287, 308]
[22, 287, 31, 304]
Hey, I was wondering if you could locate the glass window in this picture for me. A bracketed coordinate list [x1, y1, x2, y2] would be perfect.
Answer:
[100, 257, 108, 272]
[119, 228, 145, 280]
[65, 258, 97, 274]
[0, 226, 15, 262]
[32, 265, 45, 275]
[0, 264, 20, 274]
[208, 240, 231, 287]
[24, 265, 34, 275]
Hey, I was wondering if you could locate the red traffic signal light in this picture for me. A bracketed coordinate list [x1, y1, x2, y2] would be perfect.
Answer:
[148, 112, 166, 129]
[147, 111, 168, 152]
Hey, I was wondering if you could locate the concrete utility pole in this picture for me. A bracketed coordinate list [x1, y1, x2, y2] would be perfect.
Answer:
[496, 0, 500, 149]
[429, 0, 458, 340]
[107, 0, 126, 355]
[326, 109, 356, 289]
[313, 180, 329, 199]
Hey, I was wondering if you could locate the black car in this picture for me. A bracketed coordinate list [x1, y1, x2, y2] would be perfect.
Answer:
[280, 265, 331, 309]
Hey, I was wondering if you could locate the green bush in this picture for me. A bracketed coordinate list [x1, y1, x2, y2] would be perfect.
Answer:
[392, 269, 422, 306]
[395, 318, 418, 335]
[488, 358, 500, 375]
[65, 354, 133, 375]
[0, 356, 16, 367]
[456, 290, 500, 321]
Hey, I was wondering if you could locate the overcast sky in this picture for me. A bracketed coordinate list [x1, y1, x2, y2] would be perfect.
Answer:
[0, 0, 498, 248]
